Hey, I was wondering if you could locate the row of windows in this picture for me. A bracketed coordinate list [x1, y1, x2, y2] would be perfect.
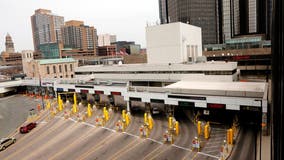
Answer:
[75, 69, 237, 76]
[46, 64, 73, 74]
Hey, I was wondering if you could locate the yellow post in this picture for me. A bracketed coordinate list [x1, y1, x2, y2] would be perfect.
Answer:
[46, 101, 51, 110]
[148, 116, 153, 130]
[175, 121, 179, 135]
[125, 113, 130, 127]
[144, 113, 148, 124]
[103, 107, 109, 121]
[168, 116, 173, 130]
[87, 104, 92, 117]
[122, 110, 126, 120]
[57, 95, 62, 111]
[227, 129, 233, 145]
[72, 93, 78, 114]
[73, 93, 77, 105]
[204, 124, 209, 139]
[197, 121, 201, 136]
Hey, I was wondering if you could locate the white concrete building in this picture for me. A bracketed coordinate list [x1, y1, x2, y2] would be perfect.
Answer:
[98, 34, 117, 46]
[146, 22, 202, 64]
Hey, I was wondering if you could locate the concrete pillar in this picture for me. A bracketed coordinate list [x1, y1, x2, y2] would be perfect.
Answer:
[127, 100, 130, 113]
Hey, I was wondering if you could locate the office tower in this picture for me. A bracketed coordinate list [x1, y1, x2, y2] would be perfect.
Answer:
[159, 0, 272, 44]
[5, 33, 15, 53]
[231, 0, 269, 38]
[31, 9, 64, 58]
[98, 34, 117, 46]
[159, 0, 222, 44]
[61, 20, 97, 53]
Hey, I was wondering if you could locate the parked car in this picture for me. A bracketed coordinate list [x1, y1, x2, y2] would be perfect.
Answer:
[0, 138, 16, 151]
[20, 122, 37, 133]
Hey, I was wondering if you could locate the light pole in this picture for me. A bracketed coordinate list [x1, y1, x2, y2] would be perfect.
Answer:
[37, 63, 45, 110]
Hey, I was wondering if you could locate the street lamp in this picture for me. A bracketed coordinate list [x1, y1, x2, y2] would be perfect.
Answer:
[37, 63, 45, 110]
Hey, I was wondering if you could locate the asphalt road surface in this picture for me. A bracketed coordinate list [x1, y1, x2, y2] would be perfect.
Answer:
[0, 95, 41, 138]
[0, 95, 257, 160]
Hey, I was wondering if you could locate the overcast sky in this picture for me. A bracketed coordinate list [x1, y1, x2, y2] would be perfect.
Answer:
[0, 0, 159, 52]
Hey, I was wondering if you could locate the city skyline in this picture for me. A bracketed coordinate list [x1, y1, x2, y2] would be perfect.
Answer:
[0, 0, 159, 52]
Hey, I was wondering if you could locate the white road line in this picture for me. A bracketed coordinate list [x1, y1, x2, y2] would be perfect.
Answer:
[68, 117, 77, 122]
[197, 152, 220, 159]
[172, 144, 191, 151]
[146, 138, 163, 145]
[102, 126, 116, 132]
[123, 132, 140, 138]
[82, 122, 95, 128]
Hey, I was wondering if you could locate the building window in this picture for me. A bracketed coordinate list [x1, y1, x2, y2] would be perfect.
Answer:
[65, 64, 67, 72]
[47, 66, 50, 74]
[59, 65, 62, 73]
[53, 65, 56, 73]
[70, 64, 73, 71]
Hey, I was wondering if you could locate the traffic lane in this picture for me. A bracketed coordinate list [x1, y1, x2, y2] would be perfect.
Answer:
[53, 129, 115, 160]
[2, 119, 73, 160]
[0, 95, 39, 138]
[105, 110, 120, 129]
[81, 133, 138, 160]
[21, 123, 91, 160]
[49, 127, 107, 160]
[0, 118, 65, 158]
[151, 146, 190, 160]
[125, 112, 143, 136]
[150, 115, 168, 141]
[192, 153, 218, 160]
[174, 117, 195, 148]
[229, 126, 256, 160]
[116, 140, 164, 160]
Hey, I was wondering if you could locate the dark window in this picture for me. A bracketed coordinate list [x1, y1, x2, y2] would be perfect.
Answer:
[46, 66, 50, 74]
[70, 64, 73, 71]
[65, 64, 67, 72]
[168, 95, 206, 100]
[59, 65, 62, 73]
[53, 66, 56, 73]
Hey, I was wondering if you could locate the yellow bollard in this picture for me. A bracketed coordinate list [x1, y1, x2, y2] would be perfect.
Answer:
[148, 116, 153, 130]
[73, 93, 77, 106]
[122, 110, 126, 120]
[175, 121, 179, 135]
[72, 104, 77, 114]
[168, 116, 173, 130]
[227, 129, 233, 145]
[87, 104, 92, 117]
[197, 121, 202, 136]
[46, 101, 51, 110]
[103, 107, 109, 121]
[204, 124, 209, 139]
[125, 114, 130, 126]
[144, 113, 148, 124]
[57, 95, 63, 111]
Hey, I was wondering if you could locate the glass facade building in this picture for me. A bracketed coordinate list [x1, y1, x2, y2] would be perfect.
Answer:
[159, 0, 222, 45]
[159, 0, 272, 44]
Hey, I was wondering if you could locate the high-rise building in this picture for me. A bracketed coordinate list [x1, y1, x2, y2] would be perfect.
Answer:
[159, 0, 222, 44]
[98, 34, 117, 46]
[31, 9, 64, 58]
[5, 33, 15, 53]
[61, 20, 97, 53]
[159, 0, 272, 44]
[231, 0, 268, 37]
